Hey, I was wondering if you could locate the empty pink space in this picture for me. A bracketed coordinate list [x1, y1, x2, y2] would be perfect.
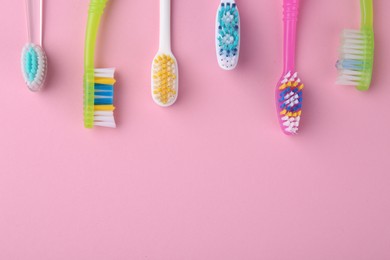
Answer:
[1, 0, 389, 259]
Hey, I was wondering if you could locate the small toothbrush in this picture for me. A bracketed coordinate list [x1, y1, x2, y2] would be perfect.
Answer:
[21, 0, 47, 92]
[275, 0, 303, 135]
[336, 0, 374, 91]
[151, 0, 178, 107]
[216, 0, 240, 70]
[84, 0, 116, 128]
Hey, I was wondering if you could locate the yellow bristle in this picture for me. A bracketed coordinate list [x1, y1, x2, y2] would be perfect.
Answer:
[94, 77, 116, 85]
[279, 84, 287, 90]
[152, 54, 177, 105]
[94, 105, 115, 111]
[280, 109, 287, 115]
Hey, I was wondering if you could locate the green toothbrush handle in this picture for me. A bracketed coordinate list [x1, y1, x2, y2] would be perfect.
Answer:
[357, 0, 374, 91]
[361, 0, 373, 29]
[84, 0, 108, 128]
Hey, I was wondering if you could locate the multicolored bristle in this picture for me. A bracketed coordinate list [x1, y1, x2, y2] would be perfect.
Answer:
[93, 68, 116, 128]
[152, 54, 177, 106]
[216, 1, 240, 70]
[277, 71, 303, 135]
[84, 68, 116, 128]
[21, 43, 47, 92]
[336, 29, 374, 91]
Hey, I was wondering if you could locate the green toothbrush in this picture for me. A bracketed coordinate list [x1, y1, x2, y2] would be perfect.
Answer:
[84, 0, 116, 128]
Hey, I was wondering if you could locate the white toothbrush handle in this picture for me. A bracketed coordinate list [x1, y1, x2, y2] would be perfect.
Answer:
[25, 0, 43, 46]
[159, 0, 171, 52]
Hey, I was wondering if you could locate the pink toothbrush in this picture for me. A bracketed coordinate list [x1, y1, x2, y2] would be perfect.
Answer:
[275, 0, 303, 135]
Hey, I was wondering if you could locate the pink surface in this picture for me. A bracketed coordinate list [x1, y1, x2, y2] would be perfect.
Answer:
[1, 0, 390, 259]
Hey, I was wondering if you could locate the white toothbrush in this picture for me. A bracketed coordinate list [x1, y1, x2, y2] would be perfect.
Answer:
[151, 0, 179, 107]
[216, 0, 240, 70]
[21, 0, 47, 92]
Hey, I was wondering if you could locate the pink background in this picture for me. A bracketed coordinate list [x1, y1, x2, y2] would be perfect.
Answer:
[1, 0, 390, 259]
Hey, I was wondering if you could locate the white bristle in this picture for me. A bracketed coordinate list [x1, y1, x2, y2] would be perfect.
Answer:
[94, 116, 115, 123]
[94, 111, 114, 116]
[94, 68, 115, 78]
[94, 122, 116, 128]
[336, 28, 373, 86]
[282, 114, 301, 134]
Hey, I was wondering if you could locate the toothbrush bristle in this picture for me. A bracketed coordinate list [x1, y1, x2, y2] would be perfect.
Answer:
[277, 71, 303, 135]
[336, 29, 374, 89]
[217, 1, 240, 70]
[21, 43, 47, 92]
[93, 68, 116, 128]
[152, 54, 177, 105]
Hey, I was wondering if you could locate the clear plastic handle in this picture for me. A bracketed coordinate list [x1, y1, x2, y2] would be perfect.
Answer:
[25, 0, 43, 46]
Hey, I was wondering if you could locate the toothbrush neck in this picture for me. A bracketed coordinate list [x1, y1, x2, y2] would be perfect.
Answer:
[283, 0, 299, 74]
[361, 0, 373, 28]
[159, 0, 171, 52]
[25, 0, 43, 46]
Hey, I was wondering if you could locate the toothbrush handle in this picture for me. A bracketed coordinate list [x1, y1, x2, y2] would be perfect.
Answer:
[283, 0, 299, 73]
[85, 0, 108, 72]
[84, 0, 108, 128]
[25, 0, 43, 46]
[361, 0, 373, 29]
[159, 0, 171, 51]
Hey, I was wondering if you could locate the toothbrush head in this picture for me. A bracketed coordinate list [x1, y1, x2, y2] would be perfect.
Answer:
[21, 43, 47, 92]
[336, 28, 374, 91]
[152, 53, 178, 107]
[216, 1, 240, 70]
[276, 71, 303, 135]
[84, 68, 117, 128]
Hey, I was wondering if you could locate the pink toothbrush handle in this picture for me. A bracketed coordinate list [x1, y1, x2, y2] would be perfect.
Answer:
[283, 0, 299, 73]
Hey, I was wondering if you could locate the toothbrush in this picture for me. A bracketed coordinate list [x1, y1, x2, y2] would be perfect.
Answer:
[216, 0, 240, 70]
[336, 0, 374, 91]
[21, 0, 47, 92]
[275, 0, 303, 135]
[151, 0, 178, 107]
[84, 0, 116, 128]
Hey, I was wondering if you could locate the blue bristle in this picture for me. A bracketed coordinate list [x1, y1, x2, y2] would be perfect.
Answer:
[217, 1, 240, 58]
[337, 59, 364, 70]
[279, 87, 303, 111]
[95, 91, 113, 96]
[94, 98, 113, 105]
[95, 84, 113, 91]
